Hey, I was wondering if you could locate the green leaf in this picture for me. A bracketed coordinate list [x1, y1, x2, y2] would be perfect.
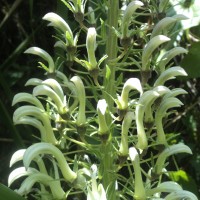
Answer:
[181, 42, 200, 78]
[169, 170, 200, 198]
[0, 183, 26, 200]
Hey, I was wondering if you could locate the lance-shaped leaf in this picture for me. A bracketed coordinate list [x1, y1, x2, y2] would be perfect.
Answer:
[33, 84, 68, 115]
[70, 76, 86, 126]
[12, 92, 44, 110]
[13, 105, 57, 144]
[142, 35, 170, 71]
[147, 181, 182, 196]
[42, 79, 64, 102]
[43, 12, 73, 39]
[16, 172, 65, 199]
[135, 90, 159, 151]
[154, 143, 192, 175]
[155, 97, 183, 145]
[151, 15, 188, 38]
[119, 112, 134, 157]
[8, 167, 38, 187]
[23, 142, 77, 183]
[118, 78, 143, 111]
[157, 47, 188, 73]
[24, 47, 55, 73]
[165, 190, 198, 200]
[129, 147, 146, 200]
[154, 66, 187, 86]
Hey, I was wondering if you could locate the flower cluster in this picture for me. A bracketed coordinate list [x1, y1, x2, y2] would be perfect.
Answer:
[8, 1, 197, 200]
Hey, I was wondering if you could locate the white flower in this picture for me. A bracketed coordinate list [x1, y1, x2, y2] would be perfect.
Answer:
[169, 0, 200, 29]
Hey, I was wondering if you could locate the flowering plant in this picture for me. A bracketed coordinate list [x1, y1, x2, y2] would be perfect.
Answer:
[8, 0, 198, 199]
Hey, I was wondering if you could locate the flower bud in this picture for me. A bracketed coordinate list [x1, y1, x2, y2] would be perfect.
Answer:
[86, 27, 98, 70]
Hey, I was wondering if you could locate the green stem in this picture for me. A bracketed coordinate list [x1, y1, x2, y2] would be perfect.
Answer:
[101, 1, 119, 200]
[104, 0, 119, 119]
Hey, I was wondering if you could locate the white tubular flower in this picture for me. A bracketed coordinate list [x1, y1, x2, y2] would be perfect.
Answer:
[9, 149, 48, 175]
[13, 105, 58, 144]
[157, 47, 188, 73]
[155, 97, 183, 145]
[70, 76, 86, 126]
[135, 90, 159, 151]
[147, 181, 182, 196]
[9, 149, 26, 167]
[151, 15, 188, 39]
[119, 112, 134, 157]
[129, 147, 146, 200]
[163, 88, 187, 99]
[165, 190, 198, 200]
[24, 47, 55, 73]
[86, 27, 98, 70]
[43, 12, 73, 39]
[33, 84, 68, 115]
[16, 172, 65, 199]
[118, 78, 143, 111]
[87, 164, 107, 200]
[154, 66, 187, 86]
[144, 86, 170, 127]
[142, 35, 170, 71]
[97, 99, 109, 136]
[25, 78, 43, 86]
[121, 1, 144, 39]
[8, 167, 38, 187]
[12, 92, 44, 109]
[153, 143, 192, 175]
[23, 143, 77, 183]
[14, 117, 48, 142]
[42, 79, 64, 102]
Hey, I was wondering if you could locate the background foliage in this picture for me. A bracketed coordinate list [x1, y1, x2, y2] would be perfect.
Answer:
[0, 0, 200, 198]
